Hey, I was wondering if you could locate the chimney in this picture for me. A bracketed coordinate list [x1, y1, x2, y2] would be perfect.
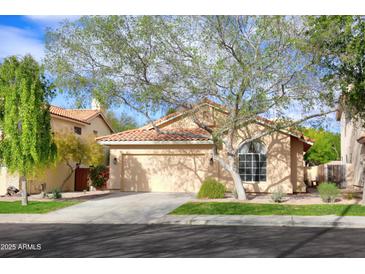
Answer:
[91, 98, 102, 111]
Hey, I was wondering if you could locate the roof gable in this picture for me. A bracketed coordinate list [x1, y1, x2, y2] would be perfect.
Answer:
[50, 105, 91, 125]
[142, 99, 227, 130]
[50, 105, 114, 133]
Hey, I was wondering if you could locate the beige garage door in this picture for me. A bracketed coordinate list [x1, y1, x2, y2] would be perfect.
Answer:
[122, 154, 209, 192]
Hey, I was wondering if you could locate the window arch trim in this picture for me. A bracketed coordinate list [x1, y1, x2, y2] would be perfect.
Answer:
[238, 141, 267, 182]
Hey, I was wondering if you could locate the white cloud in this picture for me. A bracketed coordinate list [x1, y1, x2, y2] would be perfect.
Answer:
[0, 25, 44, 61]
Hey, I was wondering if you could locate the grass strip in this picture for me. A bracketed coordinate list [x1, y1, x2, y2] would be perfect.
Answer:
[0, 200, 79, 214]
[170, 202, 365, 216]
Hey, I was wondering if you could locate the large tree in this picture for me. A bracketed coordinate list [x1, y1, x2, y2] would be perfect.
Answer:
[45, 16, 336, 200]
[0, 55, 56, 205]
[306, 16, 365, 122]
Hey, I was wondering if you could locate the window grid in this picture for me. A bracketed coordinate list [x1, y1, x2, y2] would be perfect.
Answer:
[74, 126, 82, 135]
[239, 153, 266, 182]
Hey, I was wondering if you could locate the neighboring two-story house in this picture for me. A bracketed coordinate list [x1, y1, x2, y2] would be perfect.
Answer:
[336, 107, 365, 188]
[0, 103, 114, 195]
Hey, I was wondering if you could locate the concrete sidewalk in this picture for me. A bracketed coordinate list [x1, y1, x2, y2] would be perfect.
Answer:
[150, 214, 365, 228]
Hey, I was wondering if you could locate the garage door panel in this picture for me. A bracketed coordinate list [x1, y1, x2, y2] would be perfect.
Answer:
[122, 154, 208, 192]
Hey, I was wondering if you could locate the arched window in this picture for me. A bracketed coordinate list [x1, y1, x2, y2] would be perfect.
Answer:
[238, 141, 267, 182]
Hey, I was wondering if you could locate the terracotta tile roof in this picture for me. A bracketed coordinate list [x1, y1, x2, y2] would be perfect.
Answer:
[96, 128, 210, 142]
[97, 99, 313, 145]
[50, 105, 114, 132]
[66, 109, 99, 121]
[49, 105, 100, 124]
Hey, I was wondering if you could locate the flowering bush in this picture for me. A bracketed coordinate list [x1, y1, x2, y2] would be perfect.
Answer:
[89, 165, 109, 188]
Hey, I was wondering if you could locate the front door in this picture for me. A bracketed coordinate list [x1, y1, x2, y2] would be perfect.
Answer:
[75, 167, 89, 191]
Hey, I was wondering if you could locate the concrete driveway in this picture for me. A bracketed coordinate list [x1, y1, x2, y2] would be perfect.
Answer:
[0, 192, 193, 224]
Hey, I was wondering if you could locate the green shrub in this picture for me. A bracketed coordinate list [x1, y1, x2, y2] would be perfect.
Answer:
[271, 187, 285, 203]
[318, 182, 340, 203]
[51, 189, 62, 199]
[89, 165, 109, 188]
[197, 178, 226, 199]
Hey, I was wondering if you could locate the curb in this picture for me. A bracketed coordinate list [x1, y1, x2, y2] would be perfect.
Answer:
[2, 214, 365, 228]
[149, 215, 365, 228]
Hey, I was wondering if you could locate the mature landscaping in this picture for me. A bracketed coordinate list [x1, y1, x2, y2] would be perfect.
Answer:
[171, 202, 365, 216]
[0, 201, 79, 214]
[1, 15, 365, 206]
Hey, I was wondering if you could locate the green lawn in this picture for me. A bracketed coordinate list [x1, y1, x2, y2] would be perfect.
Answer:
[170, 202, 365, 216]
[0, 201, 79, 214]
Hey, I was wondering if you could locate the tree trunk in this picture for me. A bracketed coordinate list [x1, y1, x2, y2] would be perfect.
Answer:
[229, 167, 247, 200]
[358, 152, 365, 205]
[213, 152, 247, 200]
[361, 160, 365, 205]
[20, 176, 28, 206]
[61, 163, 75, 191]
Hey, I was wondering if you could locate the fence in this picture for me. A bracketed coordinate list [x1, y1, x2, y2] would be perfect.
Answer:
[305, 162, 347, 188]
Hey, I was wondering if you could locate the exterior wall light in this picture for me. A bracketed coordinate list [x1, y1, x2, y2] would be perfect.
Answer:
[210, 157, 214, 166]
[113, 157, 118, 165]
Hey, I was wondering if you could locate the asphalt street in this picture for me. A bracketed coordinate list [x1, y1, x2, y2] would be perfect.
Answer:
[1, 223, 365, 257]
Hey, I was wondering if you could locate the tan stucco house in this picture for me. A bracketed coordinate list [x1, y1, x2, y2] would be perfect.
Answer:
[97, 101, 312, 194]
[0, 103, 114, 195]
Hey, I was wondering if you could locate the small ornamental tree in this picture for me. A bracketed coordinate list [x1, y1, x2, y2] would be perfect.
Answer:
[54, 132, 104, 190]
[0, 55, 57, 205]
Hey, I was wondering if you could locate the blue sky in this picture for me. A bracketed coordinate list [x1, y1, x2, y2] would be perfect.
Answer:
[0, 15, 152, 125]
[0, 16, 79, 61]
[0, 16, 47, 60]
[0, 15, 80, 107]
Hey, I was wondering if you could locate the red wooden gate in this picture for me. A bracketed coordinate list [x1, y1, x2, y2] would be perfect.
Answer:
[75, 167, 90, 191]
